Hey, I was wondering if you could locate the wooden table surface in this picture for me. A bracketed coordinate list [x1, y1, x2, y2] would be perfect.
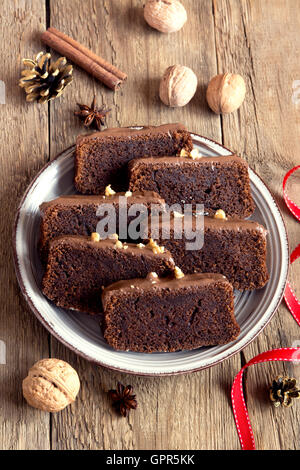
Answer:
[1, 0, 299, 451]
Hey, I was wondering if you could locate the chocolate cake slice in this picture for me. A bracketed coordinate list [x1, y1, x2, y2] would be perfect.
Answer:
[102, 272, 240, 352]
[143, 215, 269, 290]
[75, 123, 193, 194]
[42, 235, 175, 314]
[39, 191, 165, 261]
[128, 154, 254, 218]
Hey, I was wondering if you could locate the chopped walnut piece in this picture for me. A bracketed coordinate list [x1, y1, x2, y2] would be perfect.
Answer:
[180, 148, 189, 157]
[214, 209, 227, 220]
[105, 184, 116, 197]
[114, 240, 123, 249]
[147, 238, 165, 254]
[146, 272, 158, 284]
[137, 243, 145, 249]
[91, 232, 100, 242]
[125, 191, 133, 197]
[174, 266, 184, 279]
[180, 147, 201, 160]
[173, 210, 184, 218]
[109, 233, 119, 240]
[147, 271, 158, 279]
[189, 148, 201, 159]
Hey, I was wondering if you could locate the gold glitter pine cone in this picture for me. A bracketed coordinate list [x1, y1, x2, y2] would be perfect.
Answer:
[19, 51, 73, 103]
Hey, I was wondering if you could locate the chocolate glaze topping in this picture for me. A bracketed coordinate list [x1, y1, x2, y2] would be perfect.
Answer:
[149, 214, 267, 237]
[49, 235, 175, 264]
[76, 123, 188, 144]
[40, 190, 165, 210]
[102, 272, 228, 298]
[129, 154, 248, 167]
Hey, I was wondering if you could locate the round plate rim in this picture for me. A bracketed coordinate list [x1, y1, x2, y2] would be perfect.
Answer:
[12, 133, 289, 376]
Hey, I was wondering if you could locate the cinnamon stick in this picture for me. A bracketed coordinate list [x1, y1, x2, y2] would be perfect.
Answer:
[41, 28, 127, 90]
[48, 27, 127, 82]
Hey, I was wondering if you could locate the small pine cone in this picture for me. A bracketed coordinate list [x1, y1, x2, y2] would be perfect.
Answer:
[19, 51, 73, 103]
[269, 375, 300, 408]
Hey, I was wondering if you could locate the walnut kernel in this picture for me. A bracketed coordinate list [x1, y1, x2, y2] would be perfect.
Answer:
[147, 238, 165, 254]
[174, 266, 184, 279]
[214, 209, 227, 220]
[105, 184, 116, 196]
[91, 232, 100, 242]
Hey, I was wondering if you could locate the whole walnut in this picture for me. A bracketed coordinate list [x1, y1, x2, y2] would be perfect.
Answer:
[206, 73, 246, 114]
[22, 358, 80, 412]
[159, 64, 197, 107]
[144, 0, 187, 33]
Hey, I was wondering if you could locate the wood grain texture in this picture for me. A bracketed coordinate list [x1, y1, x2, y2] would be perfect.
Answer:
[48, 0, 241, 451]
[0, 0, 299, 450]
[0, 0, 50, 450]
[213, 0, 300, 450]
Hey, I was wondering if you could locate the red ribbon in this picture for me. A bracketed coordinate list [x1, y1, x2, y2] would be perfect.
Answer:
[283, 165, 300, 221]
[231, 348, 300, 450]
[284, 244, 300, 326]
[283, 165, 300, 325]
[231, 166, 300, 450]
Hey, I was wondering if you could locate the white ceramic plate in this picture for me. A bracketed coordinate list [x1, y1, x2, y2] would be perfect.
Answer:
[13, 133, 289, 375]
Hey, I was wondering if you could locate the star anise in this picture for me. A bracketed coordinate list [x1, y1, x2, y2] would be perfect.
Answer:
[75, 96, 111, 131]
[108, 382, 138, 417]
[269, 375, 300, 408]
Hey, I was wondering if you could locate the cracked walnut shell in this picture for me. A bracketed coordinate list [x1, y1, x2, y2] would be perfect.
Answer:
[22, 358, 80, 412]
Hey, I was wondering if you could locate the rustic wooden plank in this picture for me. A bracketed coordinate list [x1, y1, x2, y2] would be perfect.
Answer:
[48, 0, 223, 157]
[48, 0, 241, 450]
[2, 0, 298, 451]
[0, 0, 50, 450]
[213, 0, 300, 450]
